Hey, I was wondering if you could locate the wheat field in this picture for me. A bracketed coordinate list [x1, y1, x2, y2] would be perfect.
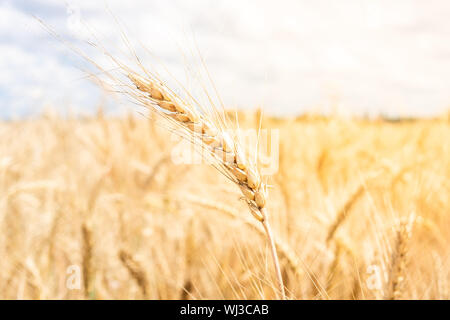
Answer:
[0, 110, 448, 300]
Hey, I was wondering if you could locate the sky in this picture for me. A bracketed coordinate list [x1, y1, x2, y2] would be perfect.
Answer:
[1, 0, 450, 119]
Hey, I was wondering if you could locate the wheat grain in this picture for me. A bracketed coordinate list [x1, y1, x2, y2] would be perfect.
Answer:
[385, 214, 416, 300]
[127, 74, 268, 219]
[127, 72, 286, 299]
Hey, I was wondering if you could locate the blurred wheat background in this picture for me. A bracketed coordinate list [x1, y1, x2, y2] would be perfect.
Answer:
[2, 0, 450, 301]
[0, 110, 448, 299]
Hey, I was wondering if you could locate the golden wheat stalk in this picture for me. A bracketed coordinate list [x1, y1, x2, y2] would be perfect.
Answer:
[126, 73, 286, 299]
[44, 15, 286, 297]
[81, 223, 93, 298]
[386, 214, 415, 300]
[127, 73, 267, 218]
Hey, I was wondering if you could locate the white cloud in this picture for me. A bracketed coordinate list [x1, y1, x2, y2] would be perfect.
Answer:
[0, 0, 450, 118]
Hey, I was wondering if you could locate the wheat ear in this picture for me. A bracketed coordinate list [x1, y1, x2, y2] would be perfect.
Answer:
[386, 214, 415, 300]
[127, 73, 286, 299]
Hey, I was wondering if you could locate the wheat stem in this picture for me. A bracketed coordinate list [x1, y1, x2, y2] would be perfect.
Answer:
[260, 208, 286, 300]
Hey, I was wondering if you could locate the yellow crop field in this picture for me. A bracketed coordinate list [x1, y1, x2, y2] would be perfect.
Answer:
[0, 112, 448, 299]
